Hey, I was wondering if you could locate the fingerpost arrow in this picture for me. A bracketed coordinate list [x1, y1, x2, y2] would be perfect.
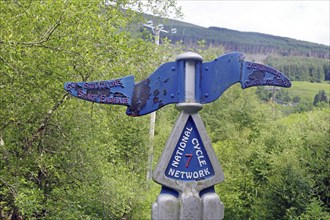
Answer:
[64, 52, 291, 116]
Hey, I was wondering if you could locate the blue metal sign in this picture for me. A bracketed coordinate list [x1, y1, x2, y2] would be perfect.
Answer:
[165, 116, 214, 181]
[64, 52, 291, 116]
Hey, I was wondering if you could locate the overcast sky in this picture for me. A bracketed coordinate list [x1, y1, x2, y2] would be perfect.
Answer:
[175, 1, 329, 46]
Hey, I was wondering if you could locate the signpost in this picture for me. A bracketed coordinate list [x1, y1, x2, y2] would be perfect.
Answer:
[65, 51, 291, 220]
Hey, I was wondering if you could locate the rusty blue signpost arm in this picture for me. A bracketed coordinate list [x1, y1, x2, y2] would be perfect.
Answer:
[199, 52, 291, 103]
[64, 52, 291, 117]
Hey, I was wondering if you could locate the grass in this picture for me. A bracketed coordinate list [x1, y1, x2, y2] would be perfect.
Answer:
[287, 81, 330, 102]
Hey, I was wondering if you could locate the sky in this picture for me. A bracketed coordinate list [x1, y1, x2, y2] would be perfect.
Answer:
[175, 1, 330, 46]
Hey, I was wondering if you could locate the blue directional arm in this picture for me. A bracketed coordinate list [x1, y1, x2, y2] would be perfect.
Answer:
[199, 52, 291, 104]
[64, 62, 182, 117]
[64, 52, 291, 117]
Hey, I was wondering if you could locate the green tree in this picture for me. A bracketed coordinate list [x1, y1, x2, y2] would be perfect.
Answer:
[299, 198, 330, 219]
[265, 56, 328, 82]
[201, 84, 329, 219]
[256, 87, 272, 101]
[292, 95, 301, 103]
[0, 0, 181, 219]
[250, 109, 330, 219]
[313, 89, 329, 106]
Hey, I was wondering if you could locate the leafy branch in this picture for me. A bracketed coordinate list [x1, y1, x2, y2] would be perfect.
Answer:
[25, 93, 69, 150]
[0, 11, 64, 47]
[0, 177, 17, 197]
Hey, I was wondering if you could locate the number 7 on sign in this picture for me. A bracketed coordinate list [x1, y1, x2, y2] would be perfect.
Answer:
[185, 154, 193, 168]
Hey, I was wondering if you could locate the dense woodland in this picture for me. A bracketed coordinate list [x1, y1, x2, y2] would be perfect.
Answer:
[158, 20, 330, 59]
[265, 56, 330, 82]
[0, 1, 329, 219]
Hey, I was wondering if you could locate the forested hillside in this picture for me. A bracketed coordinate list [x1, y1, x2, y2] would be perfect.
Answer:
[141, 14, 330, 82]
[1, 1, 329, 219]
[265, 56, 330, 82]
[149, 17, 330, 59]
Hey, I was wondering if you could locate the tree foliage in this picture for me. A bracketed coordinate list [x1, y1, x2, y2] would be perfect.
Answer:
[0, 0, 181, 219]
[265, 56, 329, 82]
[313, 89, 329, 106]
[207, 87, 330, 219]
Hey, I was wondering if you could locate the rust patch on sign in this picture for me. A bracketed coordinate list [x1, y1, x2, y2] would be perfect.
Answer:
[128, 79, 151, 116]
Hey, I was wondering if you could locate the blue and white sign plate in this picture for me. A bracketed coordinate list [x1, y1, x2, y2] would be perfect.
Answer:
[165, 116, 214, 181]
[153, 112, 224, 192]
